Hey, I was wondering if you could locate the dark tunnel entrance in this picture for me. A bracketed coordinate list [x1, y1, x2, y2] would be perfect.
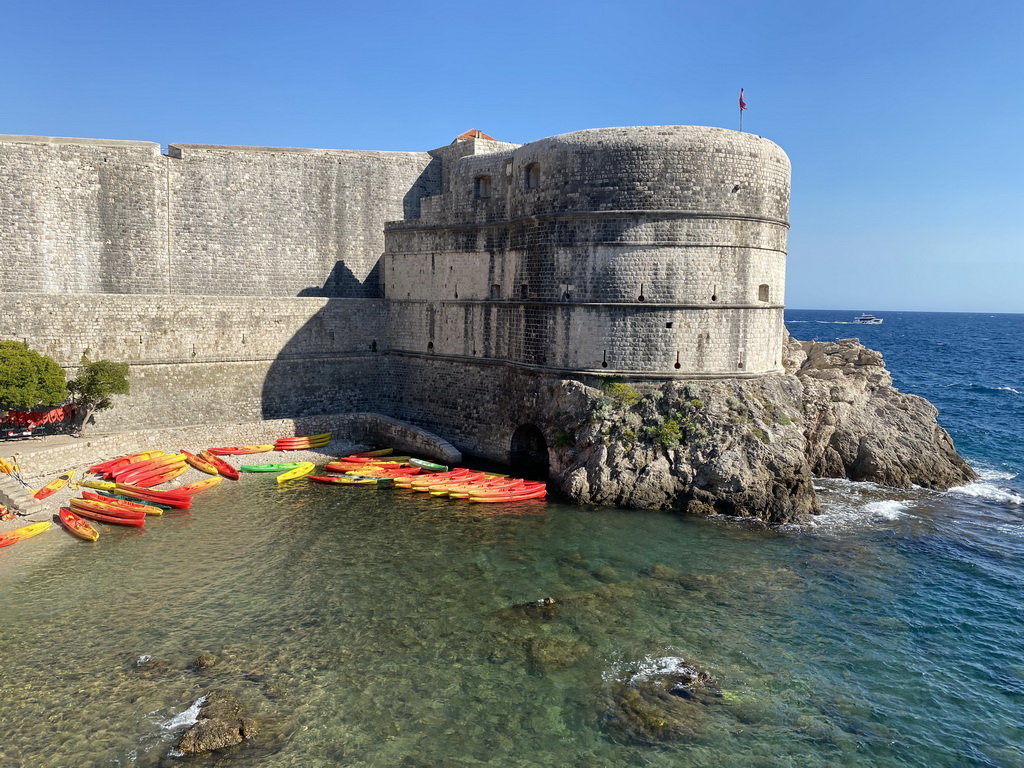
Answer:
[509, 424, 550, 480]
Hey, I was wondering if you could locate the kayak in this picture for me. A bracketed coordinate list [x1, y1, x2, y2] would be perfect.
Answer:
[176, 477, 223, 494]
[69, 498, 146, 520]
[352, 448, 394, 457]
[182, 450, 219, 475]
[116, 454, 186, 484]
[198, 450, 239, 480]
[206, 445, 274, 455]
[130, 462, 190, 488]
[469, 487, 548, 503]
[68, 505, 146, 527]
[0, 520, 52, 548]
[81, 491, 162, 515]
[90, 451, 163, 476]
[277, 462, 315, 483]
[308, 475, 378, 485]
[34, 470, 76, 500]
[240, 462, 307, 473]
[58, 508, 99, 541]
[409, 458, 449, 472]
[112, 484, 192, 509]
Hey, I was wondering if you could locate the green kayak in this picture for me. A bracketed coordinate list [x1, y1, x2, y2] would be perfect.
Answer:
[409, 458, 448, 472]
[240, 462, 308, 473]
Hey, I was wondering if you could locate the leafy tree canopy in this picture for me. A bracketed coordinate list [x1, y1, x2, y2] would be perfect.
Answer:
[0, 340, 67, 411]
[67, 357, 131, 414]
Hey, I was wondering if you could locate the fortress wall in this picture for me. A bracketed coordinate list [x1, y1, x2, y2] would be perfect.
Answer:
[377, 355, 553, 462]
[1, 295, 387, 428]
[167, 145, 437, 297]
[0, 136, 170, 294]
[386, 301, 784, 375]
[0, 135, 437, 298]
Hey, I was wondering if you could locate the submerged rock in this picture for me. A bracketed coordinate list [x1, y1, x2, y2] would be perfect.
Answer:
[526, 637, 592, 674]
[605, 656, 722, 744]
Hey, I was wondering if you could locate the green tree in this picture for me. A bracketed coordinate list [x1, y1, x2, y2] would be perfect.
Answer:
[0, 341, 67, 411]
[67, 357, 130, 435]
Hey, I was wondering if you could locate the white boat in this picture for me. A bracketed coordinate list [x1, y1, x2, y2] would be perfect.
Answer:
[854, 313, 883, 324]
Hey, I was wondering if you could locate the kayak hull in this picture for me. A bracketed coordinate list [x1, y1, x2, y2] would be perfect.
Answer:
[58, 508, 100, 541]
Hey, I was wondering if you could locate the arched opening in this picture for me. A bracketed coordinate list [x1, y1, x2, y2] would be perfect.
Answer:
[524, 162, 541, 189]
[510, 424, 550, 479]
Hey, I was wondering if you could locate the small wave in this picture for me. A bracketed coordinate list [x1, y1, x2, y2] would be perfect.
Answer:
[863, 500, 911, 520]
[976, 468, 1019, 482]
[155, 696, 206, 732]
[602, 654, 699, 684]
[948, 483, 1024, 506]
[997, 386, 1022, 395]
[786, 320, 855, 325]
[994, 523, 1024, 538]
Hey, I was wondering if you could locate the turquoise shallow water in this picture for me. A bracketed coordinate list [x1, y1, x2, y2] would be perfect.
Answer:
[1, 310, 1022, 767]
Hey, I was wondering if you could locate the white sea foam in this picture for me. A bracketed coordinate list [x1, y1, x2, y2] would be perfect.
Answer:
[976, 467, 1018, 482]
[135, 654, 152, 665]
[863, 500, 911, 521]
[602, 654, 698, 684]
[948, 483, 1024, 506]
[997, 386, 1022, 395]
[995, 523, 1024, 538]
[156, 696, 206, 732]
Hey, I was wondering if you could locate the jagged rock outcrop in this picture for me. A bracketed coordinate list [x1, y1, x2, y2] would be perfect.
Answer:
[547, 377, 819, 524]
[543, 337, 975, 524]
[788, 337, 976, 489]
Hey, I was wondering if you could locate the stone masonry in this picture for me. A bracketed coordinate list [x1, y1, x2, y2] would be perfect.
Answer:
[0, 126, 792, 466]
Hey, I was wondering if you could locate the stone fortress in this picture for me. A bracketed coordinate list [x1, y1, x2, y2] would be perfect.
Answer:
[0, 126, 791, 468]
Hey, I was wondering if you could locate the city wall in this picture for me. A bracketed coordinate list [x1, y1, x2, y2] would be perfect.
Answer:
[1, 127, 791, 465]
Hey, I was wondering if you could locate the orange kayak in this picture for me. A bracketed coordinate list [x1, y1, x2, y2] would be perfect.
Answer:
[68, 505, 146, 527]
[69, 498, 146, 520]
[0, 520, 52, 548]
[198, 450, 239, 480]
[176, 477, 223, 495]
[34, 470, 76, 500]
[182, 450, 219, 475]
[206, 445, 273, 455]
[81, 491, 163, 516]
[58, 508, 99, 541]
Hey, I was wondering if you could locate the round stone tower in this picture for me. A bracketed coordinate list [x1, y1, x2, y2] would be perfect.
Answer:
[384, 125, 791, 377]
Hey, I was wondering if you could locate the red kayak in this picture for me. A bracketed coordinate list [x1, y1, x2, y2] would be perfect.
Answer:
[58, 508, 100, 541]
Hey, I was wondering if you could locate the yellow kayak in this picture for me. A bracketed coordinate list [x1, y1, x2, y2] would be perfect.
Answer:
[277, 462, 316, 483]
[34, 470, 76, 500]
[0, 520, 52, 548]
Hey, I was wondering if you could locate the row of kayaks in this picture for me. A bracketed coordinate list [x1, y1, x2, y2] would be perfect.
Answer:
[1, 435, 547, 549]
[307, 451, 547, 502]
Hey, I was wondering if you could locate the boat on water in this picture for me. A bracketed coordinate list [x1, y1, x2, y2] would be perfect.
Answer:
[854, 313, 883, 324]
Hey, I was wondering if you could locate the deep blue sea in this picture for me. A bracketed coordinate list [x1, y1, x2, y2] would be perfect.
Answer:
[0, 309, 1021, 767]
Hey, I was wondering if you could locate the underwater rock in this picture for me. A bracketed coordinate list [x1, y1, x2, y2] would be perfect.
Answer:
[494, 597, 560, 622]
[177, 718, 244, 754]
[193, 652, 217, 670]
[605, 656, 721, 744]
[526, 637, 592, 674]
[592, 566, 620, 583]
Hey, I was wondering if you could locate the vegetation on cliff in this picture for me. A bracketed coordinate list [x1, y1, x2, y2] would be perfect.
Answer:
[539, 337, 975, 524]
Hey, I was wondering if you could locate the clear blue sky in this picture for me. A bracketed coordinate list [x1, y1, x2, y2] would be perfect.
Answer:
[4, 1, 1022, 313]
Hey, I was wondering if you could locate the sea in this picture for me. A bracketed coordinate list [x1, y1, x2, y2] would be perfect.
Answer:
[0, 309, 1021, 768]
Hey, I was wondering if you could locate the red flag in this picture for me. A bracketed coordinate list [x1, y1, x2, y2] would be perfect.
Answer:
[739, 89, 747, 111]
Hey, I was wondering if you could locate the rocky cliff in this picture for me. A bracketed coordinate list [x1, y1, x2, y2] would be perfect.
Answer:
[545, 337, 975, 524]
